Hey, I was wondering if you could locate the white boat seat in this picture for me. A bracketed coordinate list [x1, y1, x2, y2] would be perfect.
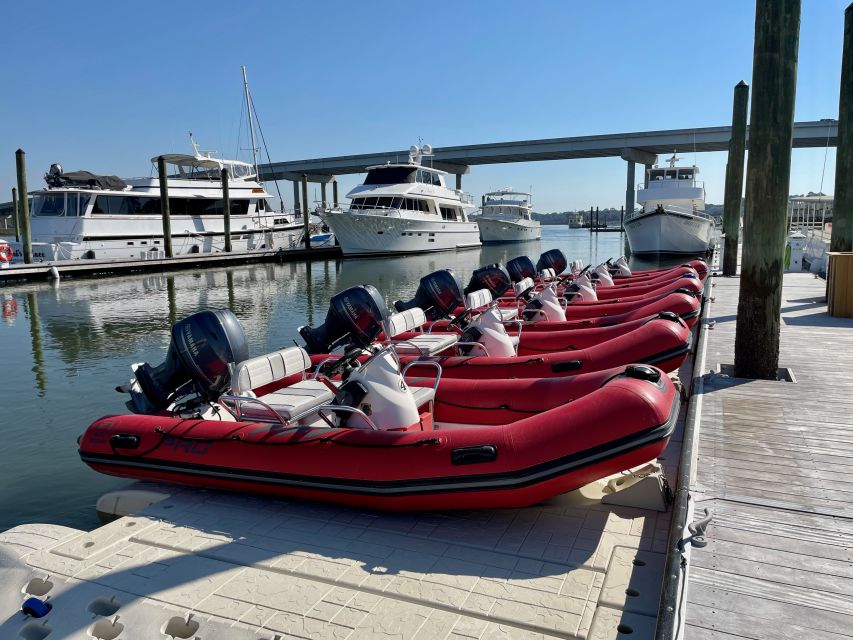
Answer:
[411, 385, 436, 409]
[466, 288, 493, 310]
[230, 346, 333, 421]
[385, 307, 427, 337]
[395, 333, 458, 356]
[499, 307, 519, 321]
[257, 380, 335, 421]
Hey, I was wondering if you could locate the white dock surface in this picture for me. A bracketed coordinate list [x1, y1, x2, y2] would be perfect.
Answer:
[1, 448, 684, 639]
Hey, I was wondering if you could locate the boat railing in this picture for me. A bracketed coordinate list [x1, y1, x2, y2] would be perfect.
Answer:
[346, 204, 405, 218]
[637, 180, 704, 192]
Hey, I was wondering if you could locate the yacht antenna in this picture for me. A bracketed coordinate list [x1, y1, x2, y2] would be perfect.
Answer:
[242, 65, 259, 178]
[667, 150, 681, 168]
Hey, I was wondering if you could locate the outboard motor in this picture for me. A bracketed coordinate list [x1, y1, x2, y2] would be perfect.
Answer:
[132, 309, 249, 412]
[393, 269, 463, 320]
[536, 249, 568, 277]
[464, 264, 511, 298]
[299, 285, 388, 354]
[506, 256, 537, 283]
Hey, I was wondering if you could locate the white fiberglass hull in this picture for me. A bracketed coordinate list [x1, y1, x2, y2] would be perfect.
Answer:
[477, 217, 541, 243]
[6, 214, 306, 263]
[624, 209, 714, 255]
[323, 212, 481, 256]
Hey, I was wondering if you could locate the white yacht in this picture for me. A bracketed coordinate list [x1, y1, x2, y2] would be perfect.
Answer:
[321, 145, 481, 256]
[6, 140, 308, 263]
[476, 188, 540, 243]
[624, 154, 715, 255]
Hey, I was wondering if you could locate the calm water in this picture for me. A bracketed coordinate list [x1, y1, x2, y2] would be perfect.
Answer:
[0, 228, 675, 532]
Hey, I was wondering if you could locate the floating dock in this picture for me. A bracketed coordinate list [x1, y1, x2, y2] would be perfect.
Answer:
[683, 271, 853, 638]
[0, 246, 341, 284]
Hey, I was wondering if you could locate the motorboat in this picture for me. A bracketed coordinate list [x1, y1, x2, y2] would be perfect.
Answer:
[476, 188, 541, 243]
[79, 302, 679, 511]
[7, 137, 309, 263]
[320, 144, 481, 256]
[6, 69, 317, 262]
[624, 153, 715, 255]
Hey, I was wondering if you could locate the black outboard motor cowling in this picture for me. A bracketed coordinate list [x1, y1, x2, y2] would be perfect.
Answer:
[536, 249, 568, 276]
[393, 269, 463, 320]
[134, 309, 249, 412]
[464, 264, 511, 298]
[506, 256, 537, 283]
[299, 284, 388, 354]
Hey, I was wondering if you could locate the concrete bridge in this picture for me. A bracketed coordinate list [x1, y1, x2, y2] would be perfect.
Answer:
[260, 119, 838, 214]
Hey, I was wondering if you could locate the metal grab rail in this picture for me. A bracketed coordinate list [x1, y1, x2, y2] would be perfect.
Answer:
[218, 395, 379, 431]
[637, 180, 705, 191]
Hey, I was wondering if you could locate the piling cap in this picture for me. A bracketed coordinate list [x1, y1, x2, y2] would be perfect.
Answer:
[735, 80, 748, 88]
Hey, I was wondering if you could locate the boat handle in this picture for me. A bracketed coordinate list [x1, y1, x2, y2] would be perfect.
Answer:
[505, 319, 523, 350]
[315, 405, 379, 431]
[454, 341, 490, 357]
[218, 395, 289, 428]
[402, 359, 442, 395]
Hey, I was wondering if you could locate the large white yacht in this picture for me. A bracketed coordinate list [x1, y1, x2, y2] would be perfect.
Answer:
[476, 188, 540, 243]
[624, 154, 715, 255]
[6, 138, 307, 262]
[321, 145, 481, 256]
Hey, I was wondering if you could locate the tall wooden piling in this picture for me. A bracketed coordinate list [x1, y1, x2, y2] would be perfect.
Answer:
[15, 150, 33, 264]
[292, 181, 301, 216]
[831, 3, 853, 253]
[620, 205, 625, 230]
[221, 168, 232, 252]
[157, 156, 174, 258]
[320, 182, 328, 210]
[734, 0, 801, 379]
[12, 187, 20, 243]
[723, 81, 750, 276]
[625, 162, 635, 222]
[332, 180, 339, 208]
[301, 174, 310, 249]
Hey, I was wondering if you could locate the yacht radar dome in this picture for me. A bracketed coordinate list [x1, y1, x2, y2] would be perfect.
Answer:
[48, 163, 62, 176]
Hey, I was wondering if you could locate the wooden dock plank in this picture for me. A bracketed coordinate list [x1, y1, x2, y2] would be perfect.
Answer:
[685, 272, 853, 638]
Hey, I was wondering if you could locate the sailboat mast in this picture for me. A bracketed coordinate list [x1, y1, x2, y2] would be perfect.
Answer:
[242, 65, 259, 177]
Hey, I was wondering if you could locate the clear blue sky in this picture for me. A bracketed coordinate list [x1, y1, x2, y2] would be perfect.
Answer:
[0, 1, 847, 213]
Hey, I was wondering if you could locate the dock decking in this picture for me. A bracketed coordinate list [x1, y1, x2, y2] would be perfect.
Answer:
[685, 272, 853, 639]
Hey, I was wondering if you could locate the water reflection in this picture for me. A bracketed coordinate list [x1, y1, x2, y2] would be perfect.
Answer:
[0, 227, 664, 532]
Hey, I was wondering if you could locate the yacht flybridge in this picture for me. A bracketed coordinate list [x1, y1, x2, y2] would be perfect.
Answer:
[6, 136, 305, 262]
[477, 188, 540, 243]
[624, 153, 715, 256]
[321, 144, 481, 256]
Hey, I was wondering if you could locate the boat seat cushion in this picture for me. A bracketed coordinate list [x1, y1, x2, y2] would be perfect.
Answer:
[386, 308, 427, 337]
[411, 385, 435, 409]
[396, 334, 458, 356]
[466, 289, 493, 310]
[258, 380, 334, 421]
[232, 346, 311, 396]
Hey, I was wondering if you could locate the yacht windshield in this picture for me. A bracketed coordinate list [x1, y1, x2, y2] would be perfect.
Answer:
[363, 167, 416, 185]
[32, 193, 90, 216]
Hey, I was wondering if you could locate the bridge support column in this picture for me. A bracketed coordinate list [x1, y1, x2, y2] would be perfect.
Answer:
[625, 161, 636, 220]
[292, 181, 301, 216]
[301, 174, 310, 249]
[320, 182, 327, 210]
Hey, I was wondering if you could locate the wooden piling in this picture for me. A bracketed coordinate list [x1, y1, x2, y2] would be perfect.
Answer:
[157, 156, 174, 258]
[301, 174, 310, 249]
[734, 0, 801, 379]
[12, 187, 20, 243]
[221, 168, 232, 252]
[333, 179, 339, 208]
[831, 3, 853, 252]
[320, 182, 328, 210]
[625, 162, 635, 223]
[15, 150, 33, 264]
[620, 205, 625, 230]
[723, 81, 750, 276]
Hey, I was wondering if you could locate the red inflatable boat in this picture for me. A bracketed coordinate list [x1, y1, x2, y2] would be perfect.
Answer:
[79, 359, 679, 511]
